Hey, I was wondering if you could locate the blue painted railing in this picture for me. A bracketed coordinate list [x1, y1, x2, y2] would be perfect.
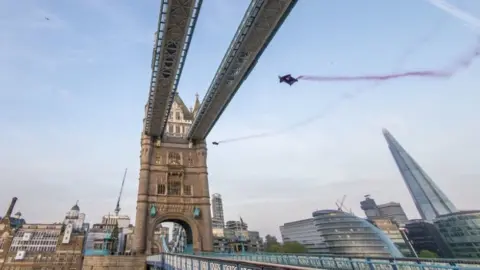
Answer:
[147, 252, 480, 269]
[84, 249, 110, 256]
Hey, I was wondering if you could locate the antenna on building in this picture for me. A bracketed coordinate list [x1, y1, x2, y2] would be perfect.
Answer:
[114, 168, 128, 216]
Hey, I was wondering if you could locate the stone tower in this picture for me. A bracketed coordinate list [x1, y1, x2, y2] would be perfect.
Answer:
[133, 94, 213, 254]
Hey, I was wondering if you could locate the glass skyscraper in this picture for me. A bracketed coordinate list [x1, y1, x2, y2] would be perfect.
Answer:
[382, 128, 457, 221]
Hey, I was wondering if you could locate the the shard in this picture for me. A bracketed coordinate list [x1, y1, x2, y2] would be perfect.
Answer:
[382, 128, 457, 221]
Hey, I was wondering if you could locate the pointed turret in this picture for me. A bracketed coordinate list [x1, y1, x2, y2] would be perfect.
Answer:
[192, 93, 201, 116]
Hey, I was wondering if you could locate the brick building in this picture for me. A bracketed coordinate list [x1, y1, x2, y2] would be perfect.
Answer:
[0, 197, 86, 270]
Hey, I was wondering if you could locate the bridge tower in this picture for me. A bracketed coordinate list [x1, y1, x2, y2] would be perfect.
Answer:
[134, 94, 213, 254]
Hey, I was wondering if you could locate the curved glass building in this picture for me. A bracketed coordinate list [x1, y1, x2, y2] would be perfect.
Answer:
[312, 210, 404, 258]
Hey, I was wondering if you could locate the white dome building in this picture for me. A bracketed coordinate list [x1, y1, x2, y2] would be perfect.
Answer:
[63, 201, 86, 232]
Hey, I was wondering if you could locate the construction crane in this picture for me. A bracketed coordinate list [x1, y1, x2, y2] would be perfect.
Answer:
[335, 195, 354, 214]
[336, 195, 346, 211]
[114, 168, 128, 216]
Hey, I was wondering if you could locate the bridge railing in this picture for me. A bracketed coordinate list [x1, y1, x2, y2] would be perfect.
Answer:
[147, 253, 324, 270]
[157, 252, 480, 270]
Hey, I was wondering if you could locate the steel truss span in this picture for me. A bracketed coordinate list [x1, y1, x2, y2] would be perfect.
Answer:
[187, 0, 298, 141]
[144, 0, 203, 137]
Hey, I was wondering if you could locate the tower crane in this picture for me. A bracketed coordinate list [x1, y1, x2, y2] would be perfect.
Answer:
[114, 168, 128, 216]
[335, 195, 354, 214]
[336, 195, 347, 211]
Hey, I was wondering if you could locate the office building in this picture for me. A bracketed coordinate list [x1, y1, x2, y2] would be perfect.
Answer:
[211, 193, 225, 228]
[434, 211, 480, 258]
[360, 195, 381, 218]
[382, 128, 457, 221]
[212, 228, 263, 253]
[280, 210, 404, 257]
[280, 218, 328, 254]
[360, 195, 409, 225]
[377, 202, 409, 226]
[369, 217, 414, 256]
[84, 213, 132, 255]
[226, 220, 248, 231]
[404, 219, 453, 258]
[101, 214, 130, 229]
[313, 210, 404, 257]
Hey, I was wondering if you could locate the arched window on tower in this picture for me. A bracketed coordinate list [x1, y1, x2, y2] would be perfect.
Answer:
[168, 152, 181, 165]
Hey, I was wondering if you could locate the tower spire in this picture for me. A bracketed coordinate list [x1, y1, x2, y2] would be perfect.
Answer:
[192, 93, 201, 116]
[383, 128, 457, 220]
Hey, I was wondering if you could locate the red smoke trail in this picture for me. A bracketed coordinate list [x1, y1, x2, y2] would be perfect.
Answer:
[298, 42, 480, 83]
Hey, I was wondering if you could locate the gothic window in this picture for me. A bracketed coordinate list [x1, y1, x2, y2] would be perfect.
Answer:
[183, 185, 192, 196]
[168, 152, 181, 165]
[175, 112, 181, 120]
[175, 125, 181, 134]
[157, 184, 166, 195]
[187, 154, 194, 166]
[155, 151, 161, 165]
[168, 181, 181, 196]
[169, 124, 173, 133]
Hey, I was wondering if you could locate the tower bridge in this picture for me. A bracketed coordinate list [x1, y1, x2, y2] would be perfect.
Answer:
[133, 0, 298, 256]
[78, 1, 480, 268]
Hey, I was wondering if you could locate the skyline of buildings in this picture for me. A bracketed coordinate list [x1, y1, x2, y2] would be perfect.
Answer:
[1, 126, 478, 260]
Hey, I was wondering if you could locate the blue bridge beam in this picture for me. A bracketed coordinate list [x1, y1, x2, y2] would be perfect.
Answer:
[187, 0, 298, 141]
[144, 0, 203, 137]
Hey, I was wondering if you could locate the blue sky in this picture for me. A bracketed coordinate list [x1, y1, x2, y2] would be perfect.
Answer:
[0, 0, 479, 238]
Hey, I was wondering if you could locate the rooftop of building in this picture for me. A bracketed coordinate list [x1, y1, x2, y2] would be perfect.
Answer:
[377, 202, 402, 207]
[435, 210, 480, 219]
[281, 218, 314, 226]
[0, 216, 26, 228]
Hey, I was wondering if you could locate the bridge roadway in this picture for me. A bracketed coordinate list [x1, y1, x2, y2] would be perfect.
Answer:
[146, 252, 480, 270]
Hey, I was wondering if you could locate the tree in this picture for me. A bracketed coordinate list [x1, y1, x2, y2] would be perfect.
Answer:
[109, 224, 120, 255]
[282, 242, 307, 254]
[264, 234, 280, 252]
[263, 235, 307, 254]
[418, 250, 439, 258]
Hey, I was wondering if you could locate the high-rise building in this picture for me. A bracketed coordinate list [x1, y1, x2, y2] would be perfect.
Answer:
[360, 195, 409, 226]
[211, 193, 225, 228]
[280, 218, 328, 254]
[434, 211, 480, 258]
[368, 217, 414, 257]
[382, 128, 457, 221]
[377, 202, 409, 226]
[225, 220, 247, 231]
[360, 195, 381, 218]
[404, 219, 453, 258]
